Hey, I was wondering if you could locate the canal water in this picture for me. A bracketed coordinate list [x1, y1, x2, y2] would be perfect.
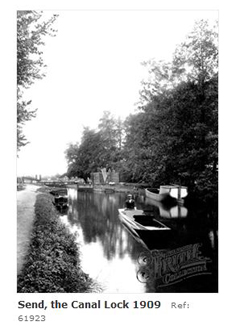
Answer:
[60, 188, 218, 293]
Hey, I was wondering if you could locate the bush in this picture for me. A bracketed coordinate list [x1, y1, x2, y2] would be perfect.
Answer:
[17, 192, 92, 293]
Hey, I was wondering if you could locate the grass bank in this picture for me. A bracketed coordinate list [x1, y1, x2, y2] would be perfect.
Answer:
[17, 190, 92, 293]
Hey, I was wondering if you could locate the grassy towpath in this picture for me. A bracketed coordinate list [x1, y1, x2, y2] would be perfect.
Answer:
[17, 184, 39, 275]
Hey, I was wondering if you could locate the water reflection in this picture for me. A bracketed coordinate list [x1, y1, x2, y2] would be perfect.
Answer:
[67, 191, 141, 260]
[145, 197, 188, 218]
[62, 189, 218, 293]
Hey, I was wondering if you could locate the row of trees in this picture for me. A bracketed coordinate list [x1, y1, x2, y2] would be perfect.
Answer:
[65, 20, 218, 203]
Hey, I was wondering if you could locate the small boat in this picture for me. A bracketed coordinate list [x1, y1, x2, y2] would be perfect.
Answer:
[118, 208, 171, 232]
[50, 188, 68, 210]
[118, 208, 175, 248]
[54, 195, 69, 210]
[145, 185, 188, 204]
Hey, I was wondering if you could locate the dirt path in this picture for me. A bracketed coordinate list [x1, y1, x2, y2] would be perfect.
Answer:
[17, 184, 39, 275]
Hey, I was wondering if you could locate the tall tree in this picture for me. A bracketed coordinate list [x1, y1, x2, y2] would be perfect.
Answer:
[65, 142, 80, 169]
[123, 19, 218, 200]
[172, 20, 218, 86]
[17, 11, 58, 151]
[138, 20, 218, 106]
[65, 113, 126, 179]
[66, 127, 105, 179]
[138, 59, 173, 107]
[98, 111, 123, 168]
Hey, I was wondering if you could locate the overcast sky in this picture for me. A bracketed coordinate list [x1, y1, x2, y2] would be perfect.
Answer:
[17, 10, 218, 177]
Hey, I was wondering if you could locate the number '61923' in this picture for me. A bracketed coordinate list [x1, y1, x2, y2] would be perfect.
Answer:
[18, 315, 46, 322]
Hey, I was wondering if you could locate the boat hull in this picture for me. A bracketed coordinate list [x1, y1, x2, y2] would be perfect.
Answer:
[145, 188, 163, 201]
[118, 209, 178, 250]
[54, 196, 68, 209]
[118, 208, 171, 232]
[50, 189, 69, 211]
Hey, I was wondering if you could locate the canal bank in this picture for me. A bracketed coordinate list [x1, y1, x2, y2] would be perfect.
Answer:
[17, 184, 39, 275]
[17, 186, 93, 293]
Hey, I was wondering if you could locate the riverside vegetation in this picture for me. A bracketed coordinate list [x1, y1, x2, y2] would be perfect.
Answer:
[65, 20, 218, 214]
[17, 189, 93, 293]
[17, 15, 218, 214]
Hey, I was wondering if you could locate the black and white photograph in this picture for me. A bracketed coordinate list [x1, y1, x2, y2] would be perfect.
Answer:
[16, 9, 218, 295]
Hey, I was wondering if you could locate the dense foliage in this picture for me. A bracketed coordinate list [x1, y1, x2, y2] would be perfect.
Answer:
[65, 111, 124, 179]
[65, 20, 218, 204]
[17, 11, 57, 151]
[17, 191, 92, 293]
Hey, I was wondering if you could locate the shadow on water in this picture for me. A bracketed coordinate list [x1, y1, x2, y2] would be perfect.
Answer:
[61, 188, 218, 293]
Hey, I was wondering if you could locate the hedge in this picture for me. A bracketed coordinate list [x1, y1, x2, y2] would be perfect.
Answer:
[17, 191, 92, 293]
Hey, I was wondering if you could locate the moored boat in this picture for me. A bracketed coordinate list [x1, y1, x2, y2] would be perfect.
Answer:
[145, 185, 188, 204]
[118, 208, 171, 232]
[54, 195, 69, 210]
[50, 188, 69, 210]
[118, 208, 175, 248]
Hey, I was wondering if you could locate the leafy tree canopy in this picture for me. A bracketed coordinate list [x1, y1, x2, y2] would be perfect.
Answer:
[17, 11, 58, 152]
[65, 19, 218, 205]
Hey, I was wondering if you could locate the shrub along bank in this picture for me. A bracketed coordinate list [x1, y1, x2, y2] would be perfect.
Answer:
[17, 191, 92, 293]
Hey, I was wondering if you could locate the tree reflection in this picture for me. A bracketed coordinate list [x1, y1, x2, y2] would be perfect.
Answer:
[67, 191, 146, 261]
[65, 190, 217, 292]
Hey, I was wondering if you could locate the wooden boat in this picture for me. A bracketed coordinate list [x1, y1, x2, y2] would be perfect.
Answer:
[118, 208, 171, 232]
[54, 196, 68, 210]
[118, 208, 175, 248]
[122, 221, 177, 251]
[145, 185, 188, 204]
[50, 188, 68, 210]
